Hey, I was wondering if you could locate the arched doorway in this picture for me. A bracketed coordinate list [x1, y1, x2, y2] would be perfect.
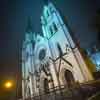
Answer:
[44, 78, 49, 93]
[64, 70, 75, 88]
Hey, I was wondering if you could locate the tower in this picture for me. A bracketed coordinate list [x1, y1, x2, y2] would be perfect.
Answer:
[21, 1, 94, 99]
[22, 17, 35, 99]
[41, 1, 94, 87]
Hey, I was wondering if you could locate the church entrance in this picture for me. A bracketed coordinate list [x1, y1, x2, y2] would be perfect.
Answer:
[64, 70, 75, 88]
[44, 78, 49, 93]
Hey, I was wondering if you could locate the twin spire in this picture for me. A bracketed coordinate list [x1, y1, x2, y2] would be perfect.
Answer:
[26, 0, 50, 33]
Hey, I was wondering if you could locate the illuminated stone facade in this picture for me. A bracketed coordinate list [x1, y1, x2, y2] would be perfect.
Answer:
[22, 1, 94, 99]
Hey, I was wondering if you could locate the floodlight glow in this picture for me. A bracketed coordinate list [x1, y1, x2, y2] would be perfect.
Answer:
[4, 81, 13, 89]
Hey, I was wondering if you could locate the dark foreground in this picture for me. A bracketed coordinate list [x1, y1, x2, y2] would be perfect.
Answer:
[22, 80, 100, 100]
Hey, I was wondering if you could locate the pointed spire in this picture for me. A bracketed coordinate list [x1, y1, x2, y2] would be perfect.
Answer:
[26, 16, 32, 33]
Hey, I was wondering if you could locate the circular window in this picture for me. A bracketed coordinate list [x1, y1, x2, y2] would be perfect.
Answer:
[39, 49, 46, 61]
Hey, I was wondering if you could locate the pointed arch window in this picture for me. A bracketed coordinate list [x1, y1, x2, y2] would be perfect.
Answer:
[52, 22, 58, 33]
[57, 43, 63, 56]
[45, 9, 50, 18]
[48, 22, 58, 38]
[49, 26, 53, 36]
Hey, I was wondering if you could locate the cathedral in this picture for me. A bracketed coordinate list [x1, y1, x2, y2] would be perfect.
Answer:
[21, 1, 94, 99]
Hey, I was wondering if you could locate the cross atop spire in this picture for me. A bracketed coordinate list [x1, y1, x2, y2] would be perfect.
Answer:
[26, 16, 32, 33]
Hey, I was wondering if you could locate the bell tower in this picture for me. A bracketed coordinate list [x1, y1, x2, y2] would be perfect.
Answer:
[41, 0, 94, 84]
[41, 1, 75, 58]
[22, 17, 35, 99]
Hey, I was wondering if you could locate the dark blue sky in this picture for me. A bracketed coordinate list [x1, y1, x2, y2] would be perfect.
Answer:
[0, 0, 100, 77]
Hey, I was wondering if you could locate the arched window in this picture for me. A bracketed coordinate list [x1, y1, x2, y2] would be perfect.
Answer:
[49, 26, 53, 36]
[49, 22, 58, 37]
[57, 43, 63, 56]
[52, 22, 58, 33]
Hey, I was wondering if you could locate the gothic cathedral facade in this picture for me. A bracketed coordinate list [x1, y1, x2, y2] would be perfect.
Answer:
[22, 1, 94, 99]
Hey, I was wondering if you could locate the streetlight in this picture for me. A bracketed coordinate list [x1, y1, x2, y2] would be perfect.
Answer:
[4, 81, 13, 89]
[3, 80, 17, 100]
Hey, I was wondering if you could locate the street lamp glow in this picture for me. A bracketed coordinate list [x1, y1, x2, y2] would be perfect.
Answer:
[4, 81, 13, 89]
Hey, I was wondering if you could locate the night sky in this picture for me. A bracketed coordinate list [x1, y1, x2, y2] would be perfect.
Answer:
[0, 0, 100, 80]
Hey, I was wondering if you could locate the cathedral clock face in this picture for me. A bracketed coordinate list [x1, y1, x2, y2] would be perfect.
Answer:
[39, 49, 46, 61]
